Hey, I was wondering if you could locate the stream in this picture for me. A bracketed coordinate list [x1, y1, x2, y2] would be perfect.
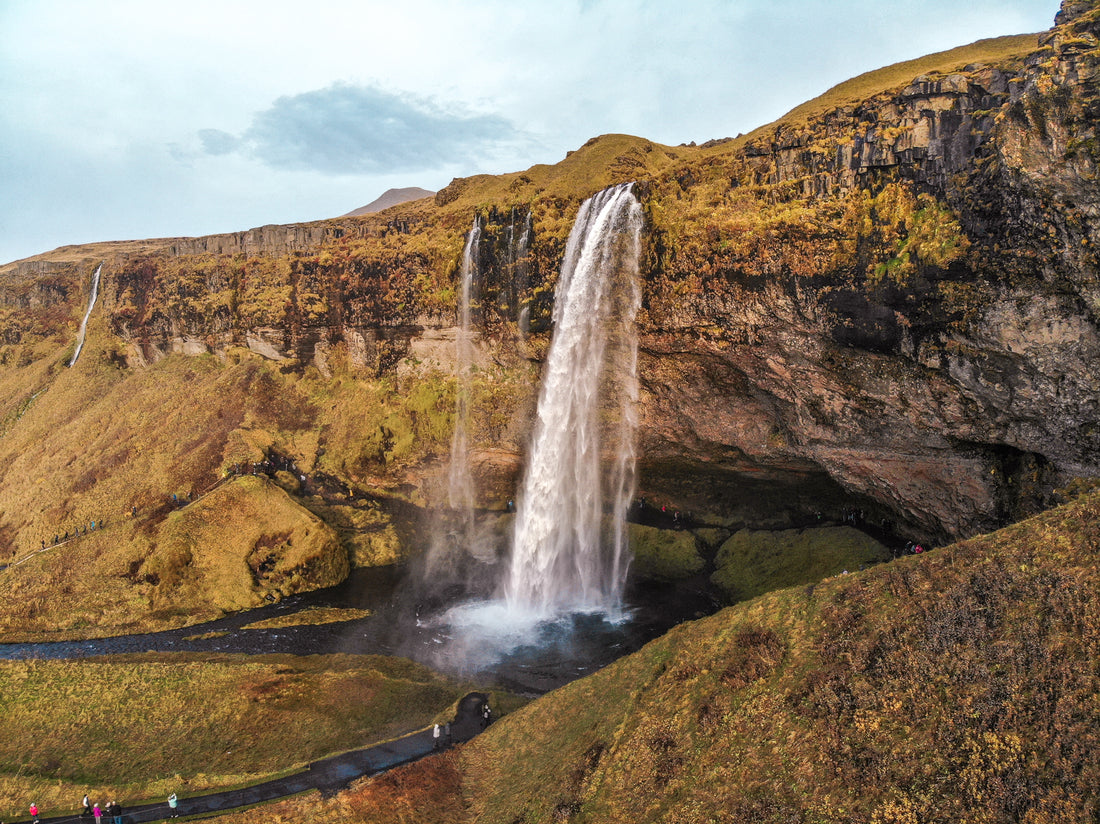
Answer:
[0, 566, 720, 695]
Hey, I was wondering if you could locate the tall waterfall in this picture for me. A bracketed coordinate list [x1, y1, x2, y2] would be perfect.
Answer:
[448, 218, 480, 515]
[68, 264, 102, 367]
[504, 184, 643, 619]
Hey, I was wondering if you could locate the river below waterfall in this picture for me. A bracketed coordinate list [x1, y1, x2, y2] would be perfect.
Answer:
[0, 567, 720, 695]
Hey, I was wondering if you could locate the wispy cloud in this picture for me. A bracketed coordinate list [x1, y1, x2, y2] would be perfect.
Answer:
[199, 82, 529, 174]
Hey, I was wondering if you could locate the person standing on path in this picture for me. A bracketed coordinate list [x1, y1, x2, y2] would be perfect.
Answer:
[28, 802, 40, 824]
[92, 802, 103, 823]
[108, 800, 122, 824]
[168, 792, 179, 817]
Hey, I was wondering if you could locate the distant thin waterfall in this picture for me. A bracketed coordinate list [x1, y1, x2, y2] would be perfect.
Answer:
[515, 212, 532, 337]
[448, 218, 480, 514]
[68, 264, 102, 367]
[504, 184, 643, 618]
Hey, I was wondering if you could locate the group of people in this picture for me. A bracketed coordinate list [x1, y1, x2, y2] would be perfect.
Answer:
[79, 794, 124, 823]
[19, 791, 179, 824]
[40, 519, 104, 550]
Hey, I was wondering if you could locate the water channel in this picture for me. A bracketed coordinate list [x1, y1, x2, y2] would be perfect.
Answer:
[0, 566, 719, 696]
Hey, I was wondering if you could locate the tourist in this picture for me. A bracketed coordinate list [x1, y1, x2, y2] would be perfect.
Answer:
[108, 800, 122, 824]
[433, 723, 441, 749]
[28, 802, 39, 823]
[82, 792, 91, 817]
[168, 792, 179, 817]
[92, 802, 103, 823]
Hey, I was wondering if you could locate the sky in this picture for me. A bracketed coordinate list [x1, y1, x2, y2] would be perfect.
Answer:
[0, 0, 1061, 265]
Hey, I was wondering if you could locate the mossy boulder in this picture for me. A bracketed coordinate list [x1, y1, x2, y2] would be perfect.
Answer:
[347, 522, 403, 567]
[711, 525, 890, 603]
[629, 523, 704, 581]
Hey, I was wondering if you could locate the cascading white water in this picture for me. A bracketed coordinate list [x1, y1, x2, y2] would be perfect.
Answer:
[448, 219, 480, 514]
[515, 212, 532, 339]
[68, 264, 102, 367]
[503, 183, 643, 619]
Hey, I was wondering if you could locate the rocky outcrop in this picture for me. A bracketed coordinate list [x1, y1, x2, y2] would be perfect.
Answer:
[626, 4, 1100, 541]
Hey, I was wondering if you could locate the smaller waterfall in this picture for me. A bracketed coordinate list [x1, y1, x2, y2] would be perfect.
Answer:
[68, 264, 102, 367]
[448, 218, 481, 515]
[504, 184, 644, 619]
[515, 212, 533, 338]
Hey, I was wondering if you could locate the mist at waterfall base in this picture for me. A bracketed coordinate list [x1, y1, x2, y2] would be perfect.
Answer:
[402, 184, 663, 685]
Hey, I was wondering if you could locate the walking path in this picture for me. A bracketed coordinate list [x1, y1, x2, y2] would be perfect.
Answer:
[17, 692, 489, 824]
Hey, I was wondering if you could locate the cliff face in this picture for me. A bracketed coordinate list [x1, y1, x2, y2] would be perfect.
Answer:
[631, 4, 1100, 541]
[1, 4, 1098, 555]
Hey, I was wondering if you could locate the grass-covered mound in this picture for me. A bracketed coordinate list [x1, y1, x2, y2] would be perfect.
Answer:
[0, 653, 477, 821]
[711, 525, 891, 602]
[628, 523, 704, 581]
[147, 474, 347, 613]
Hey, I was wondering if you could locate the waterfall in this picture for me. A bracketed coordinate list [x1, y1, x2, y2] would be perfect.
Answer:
[503, 183, 643, 619]
[68, 264, 102, 367]
[448, 218, 480, 515]
[515, 211, 532, 338]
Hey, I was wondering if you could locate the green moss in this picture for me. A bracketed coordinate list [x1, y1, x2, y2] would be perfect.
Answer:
[692, 527, 732, 549]
[711, 525, 890, 602]
[628, 523, 704, 581]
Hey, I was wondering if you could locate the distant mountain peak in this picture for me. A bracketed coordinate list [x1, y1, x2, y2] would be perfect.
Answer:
[344, 187, 435, 216]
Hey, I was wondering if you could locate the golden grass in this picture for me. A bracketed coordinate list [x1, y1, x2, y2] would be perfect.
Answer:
[718, 33, 1042, 151]
[211, 750, 468, 824]
[0, 652, 473, 821]
[241, 607, 372, 630]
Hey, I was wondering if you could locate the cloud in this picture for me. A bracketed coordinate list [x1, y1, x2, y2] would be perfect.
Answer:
[198, 128, 241, 155]
[201, 82, 529, 175]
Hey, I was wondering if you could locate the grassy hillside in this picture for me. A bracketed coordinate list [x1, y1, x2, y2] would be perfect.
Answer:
[0, 652, 486, 821]
[452, 488, 1100, 823]
[0, 319, 485, 637]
